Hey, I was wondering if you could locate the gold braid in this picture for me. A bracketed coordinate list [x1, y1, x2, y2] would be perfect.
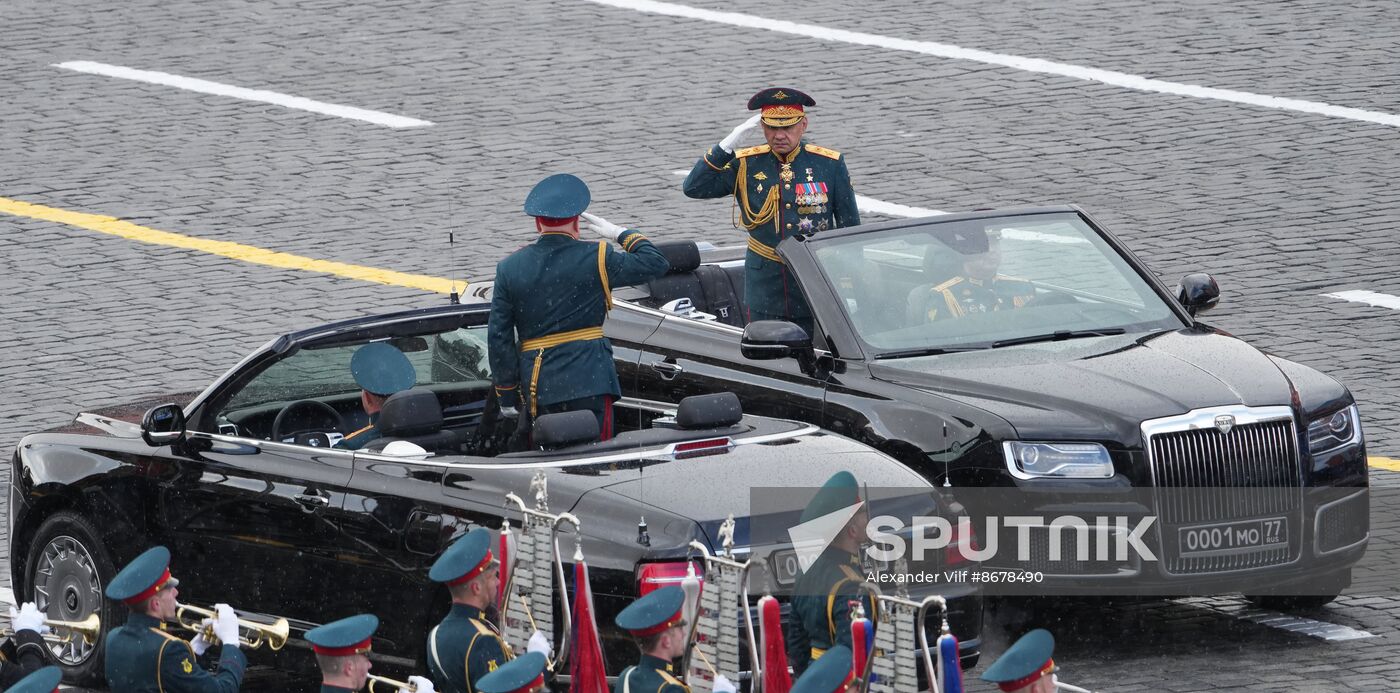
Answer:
[732, 155, 780, 232]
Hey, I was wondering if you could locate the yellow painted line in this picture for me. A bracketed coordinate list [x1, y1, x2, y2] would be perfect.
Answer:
[0, 196, 462, 295]
[1370, 456, 1400, 472]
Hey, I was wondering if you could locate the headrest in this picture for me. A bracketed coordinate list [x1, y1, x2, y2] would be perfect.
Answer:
[654, 241, 701, 274]
[533, 410, 599, 449]
[676, 392, 743, 429]
[378, 388, 444, 437]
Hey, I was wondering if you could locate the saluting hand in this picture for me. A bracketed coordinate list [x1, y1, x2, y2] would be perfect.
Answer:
[719, 113, 763, 153]
[580, 212, 625, 242]
[402, 675, 436, 693]
[212, 603, 241, 648]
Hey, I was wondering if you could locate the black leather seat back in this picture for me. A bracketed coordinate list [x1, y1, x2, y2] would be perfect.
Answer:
[676, 392, 743, 429]
[533, 410, 600, 450]
[646, 242, 746, 327]
[379, 388, 444, 437]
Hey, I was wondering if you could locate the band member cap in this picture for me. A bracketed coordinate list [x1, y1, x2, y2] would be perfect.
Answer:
[980, 628, 1056, 692]
[429, 527, 497, 585]
[105, 546, 179, 604]
[790, 644, 855, 693]
[305, 614, 379, 657]
[7, 666, 62, 693]
[799, 470, 860, 524]
[476, 651, 548, 693]
[614, 585, 686, 637]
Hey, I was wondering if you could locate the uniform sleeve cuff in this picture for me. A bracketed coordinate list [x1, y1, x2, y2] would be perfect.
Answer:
[619, 229, 648, 251]
[705, 145, 735, 170]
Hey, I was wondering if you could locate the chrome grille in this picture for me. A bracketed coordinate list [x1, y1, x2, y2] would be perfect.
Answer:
[1143, 406, 1303, 575]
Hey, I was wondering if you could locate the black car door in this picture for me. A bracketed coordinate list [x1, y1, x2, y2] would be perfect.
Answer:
[628, 306, 828, 422]
[161, 434, 355, 626]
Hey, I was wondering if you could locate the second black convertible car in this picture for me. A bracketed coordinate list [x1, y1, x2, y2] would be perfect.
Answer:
[9, 305, 980, 686]
[605, 206, 1370, 602]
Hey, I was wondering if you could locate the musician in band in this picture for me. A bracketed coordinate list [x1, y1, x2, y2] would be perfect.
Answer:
[426, 528, 550, 693]
[475, 652, 548, 693]
[488, 173, 669, 442]
[0, 603, 53, 689]
[788, 471, 877, 675]
[612, 586, 736, 693]
[103, 546, 247, 692]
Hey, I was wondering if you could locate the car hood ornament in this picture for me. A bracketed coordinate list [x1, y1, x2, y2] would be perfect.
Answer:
[1214, 414, 1235, 435]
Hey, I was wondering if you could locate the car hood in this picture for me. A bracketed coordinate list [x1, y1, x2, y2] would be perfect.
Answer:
[868, 328, 1295, 443]
[40, 392, 200, 437]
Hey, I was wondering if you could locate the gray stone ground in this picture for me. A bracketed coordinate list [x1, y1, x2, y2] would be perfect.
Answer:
[1, 0, 1398, 689]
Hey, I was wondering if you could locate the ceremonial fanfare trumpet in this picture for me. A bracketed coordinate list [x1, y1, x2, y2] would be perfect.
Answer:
[1, 613, 101, 645]
[174, 603, 289, 650]
[367, 673, 419, 692]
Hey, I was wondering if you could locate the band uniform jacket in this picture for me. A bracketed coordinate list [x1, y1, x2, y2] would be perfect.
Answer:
[104, 613, 246, 692]
[426, 604, 511, 693]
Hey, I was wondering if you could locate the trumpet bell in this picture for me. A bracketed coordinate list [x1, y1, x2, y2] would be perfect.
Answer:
[367, 673, 417, 693]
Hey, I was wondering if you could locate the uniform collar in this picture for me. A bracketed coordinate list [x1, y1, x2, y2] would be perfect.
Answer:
[772, 143, 804, 164]
[640, 654, 677, 672]
[537, 232, 580, 244]
[450, 603, 487, 620]
[321, 686, 358, 693]
[126, 613, 164, 630]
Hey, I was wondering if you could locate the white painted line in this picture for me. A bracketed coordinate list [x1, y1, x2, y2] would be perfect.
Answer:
[1323, 290, 1400, 311]
[54, 61, 433, 129]
[670, 170, 1085, 243]
[601, 0, 1400, 129]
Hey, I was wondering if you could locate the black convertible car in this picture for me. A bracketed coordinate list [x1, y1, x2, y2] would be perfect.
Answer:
[9, 305, 981, 686]
[601, 206, 1370, 602]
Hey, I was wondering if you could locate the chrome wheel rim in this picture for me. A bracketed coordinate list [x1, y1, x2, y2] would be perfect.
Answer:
[33, 534, 102, 666]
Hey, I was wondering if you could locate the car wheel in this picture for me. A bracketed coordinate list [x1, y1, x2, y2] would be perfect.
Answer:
[24, 511, 118, 686]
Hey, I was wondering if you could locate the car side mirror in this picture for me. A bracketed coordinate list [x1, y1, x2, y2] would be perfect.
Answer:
[141, 403, 187, 447]
[741, 320, 813, 361]
[1177, 273, 1220, 317]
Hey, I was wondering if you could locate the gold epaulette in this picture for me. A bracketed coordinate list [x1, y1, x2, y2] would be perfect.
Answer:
[933, 277, 963, 292]
[735, 144, 771, 158]
[658, 670, 689, 691]
[804, 144, 842, 160]
[470, 619, 496, 637]
[150, 627, 185, 643]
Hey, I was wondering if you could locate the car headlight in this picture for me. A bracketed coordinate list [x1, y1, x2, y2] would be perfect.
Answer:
[1307, 404, 1361, 457]
[1003, 442, 1115, 479]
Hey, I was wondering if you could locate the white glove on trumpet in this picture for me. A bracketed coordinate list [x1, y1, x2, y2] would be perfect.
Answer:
[400, 675, 436, 693]
[9, 603, 47, 634]
[212, 603, 241, 648]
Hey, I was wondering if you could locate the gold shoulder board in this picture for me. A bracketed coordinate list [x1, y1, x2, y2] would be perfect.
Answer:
[470, 619, 496, 637]
[735, 144, 771, 158]
[804, 144, 842, 160]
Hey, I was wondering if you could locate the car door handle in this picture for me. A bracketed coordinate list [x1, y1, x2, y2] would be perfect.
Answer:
[650, 360, 684, 379]
[293, 490, 330, 512]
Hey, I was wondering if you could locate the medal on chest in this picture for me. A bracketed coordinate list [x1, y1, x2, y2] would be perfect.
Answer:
[779, 163, 794, 183]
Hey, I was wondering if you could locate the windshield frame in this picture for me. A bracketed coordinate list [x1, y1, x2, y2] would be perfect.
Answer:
[791, 206, 1193, 360]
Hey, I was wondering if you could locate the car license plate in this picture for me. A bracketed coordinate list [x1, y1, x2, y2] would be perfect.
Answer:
[770, 549, 802, 586]
[1178, 517, 1287, 557]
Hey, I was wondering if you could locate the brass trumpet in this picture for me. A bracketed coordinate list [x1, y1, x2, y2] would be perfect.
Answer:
[1, 613, 101, 645]
[175, 603, 289, 651]
[366, 673, 420, 692]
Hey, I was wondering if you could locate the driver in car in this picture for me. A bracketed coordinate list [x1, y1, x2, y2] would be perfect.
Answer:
[908, 229, 1035, 323]
[335, 342, 417, 450]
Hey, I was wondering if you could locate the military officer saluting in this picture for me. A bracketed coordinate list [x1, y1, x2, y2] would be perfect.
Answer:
[474, 652, 548, 693]
[336, 342, 417, 450]
[790, 645, 855, 693]
[7, 666, 63, 693]
[489, 173, 669, 441]
[426, 528, 549, 693]
[683, 87, 860, 334]
[104, 546, 246, 692]
[788, 471, 876, 676]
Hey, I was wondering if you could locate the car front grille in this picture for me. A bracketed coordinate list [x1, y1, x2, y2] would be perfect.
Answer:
[1143, 406, 1303, 575]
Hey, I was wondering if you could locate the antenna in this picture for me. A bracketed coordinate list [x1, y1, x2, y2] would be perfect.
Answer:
[448, 196, 461, 305]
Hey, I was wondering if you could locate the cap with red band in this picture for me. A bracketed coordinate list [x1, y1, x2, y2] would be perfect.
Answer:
[7, 665, 62, 693]
[477, 651, 548, 693]
[615, 584, 686, 638]
[747, 87, 816, 128]
[305, 614, 378, 657]
[790, 644, 854, 693]
[430, 527, 498, 586]
[981, 628, 1056, 692]
[106, 546, 180, 606]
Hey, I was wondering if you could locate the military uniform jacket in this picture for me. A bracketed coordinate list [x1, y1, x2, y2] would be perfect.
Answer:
[911, 275, 1036, 323]
[489, 230, 668, 412]
[335, 412, 380, 450]
[787, 549, 875, 673]
[426, 604, 511, 693]
[683, 142, 859, 322]
[105, 613, 246, 693]
[613, 654, 688, 693]
[0, 629, 51, 688]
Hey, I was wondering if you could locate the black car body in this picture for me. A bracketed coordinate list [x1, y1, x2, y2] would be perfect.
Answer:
[603, 206, 1370, 599]
[9, 304, 981, 686]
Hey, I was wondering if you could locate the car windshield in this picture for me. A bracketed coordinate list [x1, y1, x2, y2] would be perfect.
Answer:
[810, 212, 1185, 355]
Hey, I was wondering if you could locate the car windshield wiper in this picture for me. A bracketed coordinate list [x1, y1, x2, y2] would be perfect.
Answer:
[990, 328, 1126, 349]
[872, 345, 990, 360]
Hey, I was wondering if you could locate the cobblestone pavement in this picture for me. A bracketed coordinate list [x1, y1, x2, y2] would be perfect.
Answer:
[2, 0, 1398, 689]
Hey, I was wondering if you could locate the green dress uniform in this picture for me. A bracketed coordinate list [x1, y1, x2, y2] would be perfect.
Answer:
[489, 174, 668, 431]
[336, 342, 417, 450]
[306, 614, 379, 693]
[104, 613, 246, 693]
[790, 645, 854, 693]
[615, 654, 689, 693]
[427, 604, 510, 693]
[683, 141, 859, 331]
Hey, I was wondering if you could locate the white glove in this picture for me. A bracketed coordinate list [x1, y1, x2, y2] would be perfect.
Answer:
[190, 618, 215, 656]
[402, 675, 436, 693]
[580, 212, 624, 242]
[9, 603, 47, 634]
[712, 674, 737, 693]
[527, 629, 553, 658]
[212, 603, 241, 648]
[499, 405, 519, 419]
[719, 113, 763, 153]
